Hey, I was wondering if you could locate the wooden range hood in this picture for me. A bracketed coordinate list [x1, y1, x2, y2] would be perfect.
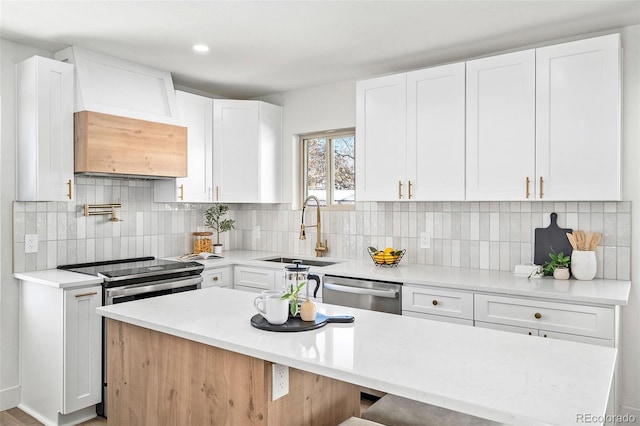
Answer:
[74, 111, 187, 178]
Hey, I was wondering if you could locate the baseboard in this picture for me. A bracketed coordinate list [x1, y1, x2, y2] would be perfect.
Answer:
[0, 385, 20, 411]
[18, 403, 97, 426]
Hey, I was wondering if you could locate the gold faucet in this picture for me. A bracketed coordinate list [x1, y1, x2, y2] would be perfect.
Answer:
[300, 195, 328, 257]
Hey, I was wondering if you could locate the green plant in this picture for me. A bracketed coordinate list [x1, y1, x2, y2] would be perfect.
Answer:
[281, 281, 306, 317]
[529, 251, 571, 278]
[204, 203, 235, 245]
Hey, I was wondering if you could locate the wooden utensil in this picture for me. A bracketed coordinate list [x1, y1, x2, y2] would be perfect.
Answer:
[574, 230, 586, 251]
[566, 233, 577, 250]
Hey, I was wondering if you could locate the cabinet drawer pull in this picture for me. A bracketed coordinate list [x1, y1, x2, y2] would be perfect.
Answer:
[179, 184, 184, 201]
[216, 186, 219, 201]
[75, 292, 98, 298]
[539, 177, 544, 199]
[213, 276, 219, 281]
[67, 179, 73, 200]
[534, 312, 542, 319]
[543, 334, 548, 338]
[528, 332, 532, 336]
[525, 177, 530, 199]
[398, 180, 403, 199]
[408, 180, 413, 199]
[432, 300, 438, 306]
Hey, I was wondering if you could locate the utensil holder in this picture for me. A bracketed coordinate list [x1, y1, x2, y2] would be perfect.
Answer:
[571, 251, 597, 280]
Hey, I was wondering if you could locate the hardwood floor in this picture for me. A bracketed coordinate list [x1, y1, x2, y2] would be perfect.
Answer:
[0, 408, 106, 426]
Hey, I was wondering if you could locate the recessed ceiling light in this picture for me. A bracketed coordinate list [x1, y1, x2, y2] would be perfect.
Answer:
[192, 44, 209, 53]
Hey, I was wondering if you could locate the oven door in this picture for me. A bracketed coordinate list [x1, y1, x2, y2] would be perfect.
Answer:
[105, 275, 202, 305]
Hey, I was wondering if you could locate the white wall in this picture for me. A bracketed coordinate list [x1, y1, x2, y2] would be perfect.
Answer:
[0, 39, 53, 410]
[620, 24, 640, 418]
[259, 80, 356, 207]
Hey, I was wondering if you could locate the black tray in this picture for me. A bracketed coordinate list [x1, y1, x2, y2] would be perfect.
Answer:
[250, 313, 354, 332]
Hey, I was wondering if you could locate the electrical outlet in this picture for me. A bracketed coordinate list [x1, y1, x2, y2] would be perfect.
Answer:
[25, 234, 38, 253]
[253, 225, 261, 239]
[272, 363, 289, 401]
[420, 232, 431, 249]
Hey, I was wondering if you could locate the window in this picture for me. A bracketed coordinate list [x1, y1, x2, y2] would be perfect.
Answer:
[302, 129, 355, 207]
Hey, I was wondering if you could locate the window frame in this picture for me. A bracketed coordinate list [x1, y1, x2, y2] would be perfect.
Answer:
[300, 128, 355, 211]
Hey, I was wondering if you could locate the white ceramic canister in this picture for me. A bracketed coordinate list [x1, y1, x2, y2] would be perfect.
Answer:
[571, 251, 597, 280]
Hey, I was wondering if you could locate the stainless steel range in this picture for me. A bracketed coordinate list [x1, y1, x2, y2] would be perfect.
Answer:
[58, 256, 204, 417]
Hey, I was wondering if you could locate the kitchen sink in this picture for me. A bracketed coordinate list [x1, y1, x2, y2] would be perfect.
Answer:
[260, 256, 338, 267]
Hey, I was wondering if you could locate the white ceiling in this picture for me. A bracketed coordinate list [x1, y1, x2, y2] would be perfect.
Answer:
[1, 1, 639, 99]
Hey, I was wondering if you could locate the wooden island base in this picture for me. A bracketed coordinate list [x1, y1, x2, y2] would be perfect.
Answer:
[106, 319, 360, 426]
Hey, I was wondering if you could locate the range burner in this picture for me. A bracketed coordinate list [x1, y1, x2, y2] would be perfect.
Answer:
[58, 256, 204, 286]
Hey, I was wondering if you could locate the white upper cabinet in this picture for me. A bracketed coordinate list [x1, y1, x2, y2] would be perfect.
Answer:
[213, 100, 282, 203]
[54, 46, 179, 125]
[535, 34, 621, 201]
[155, 91, 214, 202]
[17, 56, 75, 202]
[466, 49, 536, 201]
[407, 63, 466, 200]
[356, 73, 407, 201]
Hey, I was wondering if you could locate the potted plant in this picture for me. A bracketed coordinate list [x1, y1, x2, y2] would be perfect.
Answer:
[529, 251, 571, 279]
[204, 203, 235, 254]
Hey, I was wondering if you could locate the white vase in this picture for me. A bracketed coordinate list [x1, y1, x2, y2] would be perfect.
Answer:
[571, 251, 597, 280]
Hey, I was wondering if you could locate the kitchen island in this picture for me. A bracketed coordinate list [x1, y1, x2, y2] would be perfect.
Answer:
[97, 287, 616, 426]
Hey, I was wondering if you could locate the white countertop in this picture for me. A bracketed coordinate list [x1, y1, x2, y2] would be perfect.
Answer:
[189, 250, 631, 306]
[15, 250, 630, 306]
[97, 287, 616, 426]
[14, 269, 103, 288]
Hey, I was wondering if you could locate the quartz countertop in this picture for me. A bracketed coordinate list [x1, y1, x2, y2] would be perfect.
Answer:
[14, 269, 103, 288]
[16, 249, 630, 306]
[97, 287, 616, 426]
[182, 250, 631, 306]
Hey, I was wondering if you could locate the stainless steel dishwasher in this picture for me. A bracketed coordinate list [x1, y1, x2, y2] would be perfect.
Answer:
[322, 275, 402, 314]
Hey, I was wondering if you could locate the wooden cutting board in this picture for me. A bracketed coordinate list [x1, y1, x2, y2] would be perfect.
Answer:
[534, 213, 573, 265]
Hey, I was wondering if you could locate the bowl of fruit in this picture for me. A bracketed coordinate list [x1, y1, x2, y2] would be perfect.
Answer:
[367, 246, 406, 267]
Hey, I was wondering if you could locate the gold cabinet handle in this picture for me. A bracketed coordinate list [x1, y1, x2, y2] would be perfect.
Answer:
[539, 177, 544, 199]
[213, 276, 219, 281]
[75, 292, 98, 298]
[216, 186, 219, 201]
[432, 300, 438, 306]
[179, 184, 184, 201]
[534, 312, 542, 319]
[525, 177, 530, 199]
[408, 180, 413, 199]
[398, 180, 403, 199]
[67, 179, 73, 200]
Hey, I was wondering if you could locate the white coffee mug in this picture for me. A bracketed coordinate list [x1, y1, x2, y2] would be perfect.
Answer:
[254, 294, 289, 325]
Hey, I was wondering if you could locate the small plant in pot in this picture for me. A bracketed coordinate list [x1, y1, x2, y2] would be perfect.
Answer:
[529, 251, 571, 279]
[204, 203, 235, 254]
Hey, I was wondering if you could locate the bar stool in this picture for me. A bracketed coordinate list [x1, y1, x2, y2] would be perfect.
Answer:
[361, 394, 504, 426]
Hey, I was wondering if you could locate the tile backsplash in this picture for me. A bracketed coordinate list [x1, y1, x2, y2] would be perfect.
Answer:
[13, 177, 631, 280]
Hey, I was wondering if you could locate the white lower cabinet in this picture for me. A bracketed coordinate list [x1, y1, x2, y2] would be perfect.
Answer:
[201, 266, 232, 288]
[474, 293, 614, 340]
[20, 282, 102, 425]
[402, 285, 473, 325]
[233, 266, 276, 293]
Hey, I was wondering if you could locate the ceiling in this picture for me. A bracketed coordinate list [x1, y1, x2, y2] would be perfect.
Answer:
[1, 1, 639, 99]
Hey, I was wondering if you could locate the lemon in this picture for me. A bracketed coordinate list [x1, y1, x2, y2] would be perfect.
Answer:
[384, 247, 394, 255]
